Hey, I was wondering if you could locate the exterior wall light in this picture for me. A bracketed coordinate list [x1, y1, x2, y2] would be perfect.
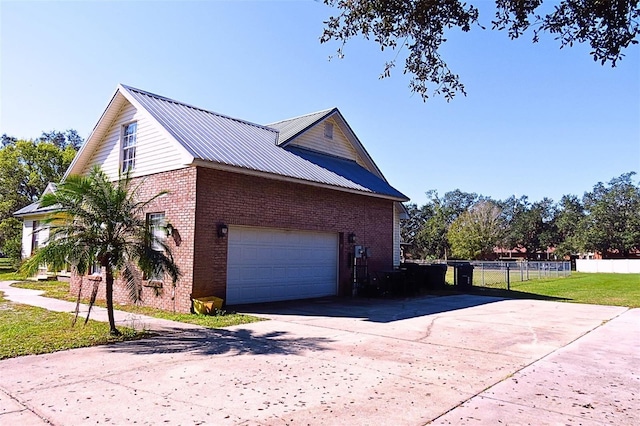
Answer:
[217, 223, 229, 238]
[348, 233, 356, 244]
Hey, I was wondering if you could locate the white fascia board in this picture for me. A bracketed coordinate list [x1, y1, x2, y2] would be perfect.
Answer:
[329, 110, 387, 181]
[64, 87, 123, 179]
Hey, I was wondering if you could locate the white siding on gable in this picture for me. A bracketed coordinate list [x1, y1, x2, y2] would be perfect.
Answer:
[393, 204, 401, 266]
[288, 118, 365, 166]
[81, 100, 189, 180]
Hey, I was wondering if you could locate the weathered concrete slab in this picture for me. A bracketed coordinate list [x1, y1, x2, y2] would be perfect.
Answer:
[0, 281, 635, 425]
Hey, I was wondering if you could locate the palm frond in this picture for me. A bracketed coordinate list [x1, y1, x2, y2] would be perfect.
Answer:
[122, 262, 143, 303]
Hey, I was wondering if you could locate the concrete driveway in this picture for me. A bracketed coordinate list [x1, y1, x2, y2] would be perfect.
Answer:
[0, 294, 637, 425]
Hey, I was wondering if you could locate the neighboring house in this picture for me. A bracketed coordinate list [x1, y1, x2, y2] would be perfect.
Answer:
[16, 84, 409, 312]
[14, 183, 57, 258]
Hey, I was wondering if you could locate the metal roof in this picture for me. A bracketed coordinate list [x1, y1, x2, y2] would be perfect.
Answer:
[285, 147, 408, 200]
[13, 201, 58, 218]
[268, 108, 336, 145]
[120, 85, 408, 201]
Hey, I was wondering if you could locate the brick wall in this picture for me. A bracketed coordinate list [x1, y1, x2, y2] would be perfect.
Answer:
[70, 166, 396, 313]
[70, 167, 197, 313]
[192, 167, 395, 301]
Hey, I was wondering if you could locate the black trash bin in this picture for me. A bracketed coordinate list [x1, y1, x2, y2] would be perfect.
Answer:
[454, 263, 474, 289]
[401, 262, 425, 292]
[424, 264, 447, 290]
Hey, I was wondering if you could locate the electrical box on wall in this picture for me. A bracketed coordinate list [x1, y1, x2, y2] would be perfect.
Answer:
[354, 245, 363, 258]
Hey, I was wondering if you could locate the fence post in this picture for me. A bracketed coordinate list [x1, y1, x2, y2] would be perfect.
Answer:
[506, 263, 511, 291]
[482, 263, 485, 286]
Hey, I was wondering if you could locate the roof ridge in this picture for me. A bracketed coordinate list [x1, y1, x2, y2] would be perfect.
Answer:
[119, 84, 278, 134]
[267, 107, 336, 126]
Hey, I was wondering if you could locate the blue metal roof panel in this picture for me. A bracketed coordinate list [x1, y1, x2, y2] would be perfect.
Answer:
[285, 147, 409, 200]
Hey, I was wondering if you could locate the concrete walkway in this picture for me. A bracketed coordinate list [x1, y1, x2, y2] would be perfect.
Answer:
[0, 281, 638, 425]
[0, 280, 201, 333]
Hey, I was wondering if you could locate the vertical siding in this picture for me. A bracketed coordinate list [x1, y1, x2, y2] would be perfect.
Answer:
[81, 100, 188, 180]
[289, 118, 365, 166]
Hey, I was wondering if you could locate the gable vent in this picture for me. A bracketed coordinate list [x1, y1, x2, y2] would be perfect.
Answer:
[324, 122, 334, 140]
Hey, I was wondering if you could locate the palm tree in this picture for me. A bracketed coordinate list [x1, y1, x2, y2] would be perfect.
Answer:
[22, 166, 180, 335]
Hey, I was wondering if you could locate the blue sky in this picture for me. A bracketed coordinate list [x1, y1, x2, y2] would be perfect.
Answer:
[2, 1, 638, 206]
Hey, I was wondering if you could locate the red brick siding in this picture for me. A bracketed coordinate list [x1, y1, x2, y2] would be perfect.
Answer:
[193, 167, 395, 301]
[70, 167, 197, 313]
[70, 166, 396, 313]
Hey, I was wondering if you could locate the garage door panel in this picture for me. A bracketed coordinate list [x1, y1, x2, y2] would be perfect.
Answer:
[227, 227, 338, 304]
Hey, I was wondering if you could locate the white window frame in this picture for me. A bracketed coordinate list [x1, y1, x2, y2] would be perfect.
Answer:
[31, 220, 40, 255]
[122, 122, 137, 172]
[147, 212, 166, 281]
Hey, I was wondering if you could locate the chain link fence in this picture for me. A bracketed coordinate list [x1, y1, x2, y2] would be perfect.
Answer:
[445, 261, 572, 290]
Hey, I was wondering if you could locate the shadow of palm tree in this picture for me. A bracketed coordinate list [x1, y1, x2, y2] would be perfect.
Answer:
[108, 327, 334, 357]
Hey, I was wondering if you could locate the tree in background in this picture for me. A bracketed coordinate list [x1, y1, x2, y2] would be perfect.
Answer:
[448, 200, 505, 260]
[321, 1, 639, 101]
[38, 129, 84, 150]
[22, 167, 180, 335]
[400, 203, 429, 256]
[402, 172, 639, 261]
[553, 195, 586, 258]
[0, 218, 22, 263]
[413, 189, 481, 259]
[501, 196, 556, 259]
[0, 132, 80, 264]
[582, 172, 640, 257]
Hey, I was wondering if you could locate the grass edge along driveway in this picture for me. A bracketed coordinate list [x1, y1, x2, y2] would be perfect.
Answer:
[0, 289, 146, 360]
[1, 273, 264, 360]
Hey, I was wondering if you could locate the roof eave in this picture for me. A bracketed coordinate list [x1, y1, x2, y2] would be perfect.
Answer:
[190, 159, 409, 202]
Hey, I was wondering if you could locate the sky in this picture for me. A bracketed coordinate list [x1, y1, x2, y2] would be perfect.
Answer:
[1, 0, 639, 207]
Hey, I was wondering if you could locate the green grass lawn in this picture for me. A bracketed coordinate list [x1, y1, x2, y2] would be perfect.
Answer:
[507, 272, 640, 308]
[0, 272, 263, 360]
[0, 289, 146, 360]
[462, 272, 639, 308]
[9, 279, 265, 329]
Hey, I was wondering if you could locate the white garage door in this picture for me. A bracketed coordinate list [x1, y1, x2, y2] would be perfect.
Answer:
[226, 226, 338, 304]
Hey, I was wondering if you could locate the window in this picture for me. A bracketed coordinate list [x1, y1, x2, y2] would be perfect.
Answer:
[30, 220, 40, 255]
[148, 212, 165, 251]
[147, 212, 165, 281]
[324, 122, 334, 139]
[90, 262, 101, 275]
[122, 122, 137, 172]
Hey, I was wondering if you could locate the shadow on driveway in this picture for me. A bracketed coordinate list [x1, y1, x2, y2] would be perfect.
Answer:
[232, 291, 568, 323]
[107, 326, 334, 357]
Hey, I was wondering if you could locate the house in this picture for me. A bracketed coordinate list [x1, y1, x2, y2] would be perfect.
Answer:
[15, 84, 409, 312]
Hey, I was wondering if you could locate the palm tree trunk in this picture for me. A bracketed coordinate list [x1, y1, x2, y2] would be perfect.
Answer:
[105, 269, 120, 336]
